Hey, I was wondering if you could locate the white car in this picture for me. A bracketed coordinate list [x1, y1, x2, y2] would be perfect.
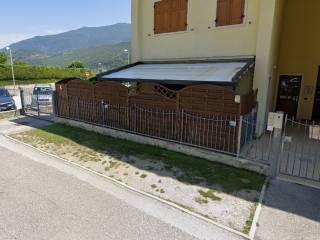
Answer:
[32, 84, 53, 106]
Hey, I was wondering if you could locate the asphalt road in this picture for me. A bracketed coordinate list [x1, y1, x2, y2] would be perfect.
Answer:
[256, 179, 320, 240]
[0, 123, 243, 240]
[0, 144, 199, 240]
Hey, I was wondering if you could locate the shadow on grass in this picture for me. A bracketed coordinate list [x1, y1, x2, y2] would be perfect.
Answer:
[11, 121, 265, 198]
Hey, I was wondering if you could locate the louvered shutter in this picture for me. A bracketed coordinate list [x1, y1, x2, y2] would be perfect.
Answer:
[230, 0, 245, 25]
[154, 0, 188, 34]
[163, 1, 171, 33]
[216, 0, 245, 27]
[154, 1, 163, 34]
[154, 2, 166, 34]
[171, 0, 188, 32]
[216, 0, 231, 27]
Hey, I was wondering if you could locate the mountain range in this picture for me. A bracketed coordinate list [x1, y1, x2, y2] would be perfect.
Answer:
[3, 23, 131, 70]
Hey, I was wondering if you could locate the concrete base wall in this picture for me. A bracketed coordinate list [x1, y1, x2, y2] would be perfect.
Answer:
[55, 117, 269, 175]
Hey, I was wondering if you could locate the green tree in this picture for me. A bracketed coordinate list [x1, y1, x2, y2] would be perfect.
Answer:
[13, 59, 30, 66]
[0, 52, 7, 65]
[67, 61, 85, 68]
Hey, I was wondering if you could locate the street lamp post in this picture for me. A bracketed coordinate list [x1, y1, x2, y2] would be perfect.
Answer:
[124, 49, 130, 65]
[5, 47, 16, 93]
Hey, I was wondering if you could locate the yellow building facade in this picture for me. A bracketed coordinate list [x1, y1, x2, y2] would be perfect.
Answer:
[272, 0, 320, 120]
[132, 0, 320, 123]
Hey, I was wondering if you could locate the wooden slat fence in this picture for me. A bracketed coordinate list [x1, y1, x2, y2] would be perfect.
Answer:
[55, 79, 257, 154]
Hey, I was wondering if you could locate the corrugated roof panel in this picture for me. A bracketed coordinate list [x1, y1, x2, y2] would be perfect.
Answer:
[101, 62, 247, 83]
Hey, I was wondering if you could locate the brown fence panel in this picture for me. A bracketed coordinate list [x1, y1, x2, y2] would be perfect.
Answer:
[67, 80, 95, 122]
[67, 79, 94, 99]
[94, 81, 129, 128]
[129, 83, 177, 110]
[178, 85, 240, 153]
[54, 80, 256, 155]
[179, 112, 238, 153]
[240, 91, 257, 115]
[178, 85, 240, 116]
[128, 105, 178, 140]
[55, 82, 69, 118]
[129, 83, 178, 139]
[94, 81, 128, 104]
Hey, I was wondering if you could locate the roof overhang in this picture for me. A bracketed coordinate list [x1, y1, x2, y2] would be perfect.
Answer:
[97, 58, 255, 86]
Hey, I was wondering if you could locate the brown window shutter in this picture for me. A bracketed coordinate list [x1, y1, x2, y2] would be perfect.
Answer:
[154, 0, 188, 34]
[230, 0, 245, 25]
[163, 1, 172, 33]
[171, 0, 188, 32]
[154, 2, 162, 34]
[216, 0, 232, 27]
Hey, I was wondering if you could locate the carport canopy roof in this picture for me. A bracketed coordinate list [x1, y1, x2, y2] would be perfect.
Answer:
[99, 61, 252, 85]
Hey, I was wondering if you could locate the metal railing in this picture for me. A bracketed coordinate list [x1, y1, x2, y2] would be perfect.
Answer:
[20, 87, 54, 120]
[279, 118, 320, 183]
[55, 96, 240, 155]
[238, 109, 274, 165]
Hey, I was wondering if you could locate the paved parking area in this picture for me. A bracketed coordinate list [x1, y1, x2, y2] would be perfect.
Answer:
[0, 116, 52, 135]
[256, 179, 320, 240]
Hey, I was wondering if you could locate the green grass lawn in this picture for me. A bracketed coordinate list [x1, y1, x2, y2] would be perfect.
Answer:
[16, 123, 266, 193]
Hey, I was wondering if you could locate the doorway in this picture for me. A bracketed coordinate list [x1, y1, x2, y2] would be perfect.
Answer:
[312, 67, 320, 119]
[276, 75, 302, 118]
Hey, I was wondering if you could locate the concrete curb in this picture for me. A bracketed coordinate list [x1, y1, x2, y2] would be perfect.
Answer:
[5, 134, 252, 240]
[248, 177, 269, 240]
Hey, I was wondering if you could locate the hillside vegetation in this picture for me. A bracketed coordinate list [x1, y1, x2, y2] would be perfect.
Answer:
[0, 64, 86, 83]
[1, 23, 132, 72]
[18, 42, 130, 70]
[5, 23, 131, 54]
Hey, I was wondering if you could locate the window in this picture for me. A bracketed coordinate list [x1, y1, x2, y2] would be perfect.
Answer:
[215, 0, 246, 27]
[154, 0, 188, 34]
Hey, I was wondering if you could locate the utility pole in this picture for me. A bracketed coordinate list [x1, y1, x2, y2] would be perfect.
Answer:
[6, 47, 16, 93]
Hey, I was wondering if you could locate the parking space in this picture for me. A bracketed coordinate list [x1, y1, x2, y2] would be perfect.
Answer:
[0, 116, 53, 135]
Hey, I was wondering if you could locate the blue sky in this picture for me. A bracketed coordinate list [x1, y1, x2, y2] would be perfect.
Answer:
[0, 0, 131, 48]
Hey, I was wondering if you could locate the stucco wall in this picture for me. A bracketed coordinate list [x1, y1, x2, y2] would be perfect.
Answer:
[253, 0, 285, 127]
[275, 0, 320, 120]
[132, 0, 261, 62]
[131, 0, 284, 127]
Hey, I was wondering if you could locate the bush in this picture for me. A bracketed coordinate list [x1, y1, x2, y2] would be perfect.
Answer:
[67, 61, 85, 69]
[0, 64, 86, 81]
[0, 53, 7, 65]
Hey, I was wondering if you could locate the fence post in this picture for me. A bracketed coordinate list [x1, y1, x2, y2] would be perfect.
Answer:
[36, 88, 40, 117]
[236, 115, 243, 160]
[76, 96, 80, 120]
[180, 110, 184, 143]
[19, 88, 26, 115]
[270, 113, 286, 178]
[52, 91, 57, 116]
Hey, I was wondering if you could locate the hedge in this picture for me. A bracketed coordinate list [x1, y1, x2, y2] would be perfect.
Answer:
[0, 64, 86, 81]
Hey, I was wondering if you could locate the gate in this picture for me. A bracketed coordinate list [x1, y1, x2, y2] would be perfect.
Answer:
[239, 110, 320, 188]
[20, 86, 54, 121]
[278, 118, 320, 187]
